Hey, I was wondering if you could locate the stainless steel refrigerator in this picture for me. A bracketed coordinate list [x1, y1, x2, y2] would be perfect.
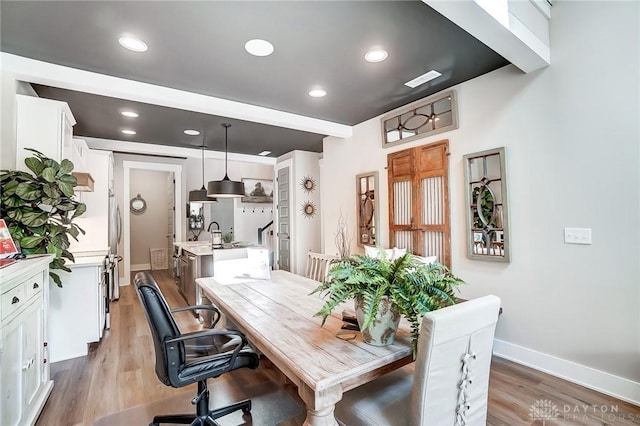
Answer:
[107, 189, 122, 301]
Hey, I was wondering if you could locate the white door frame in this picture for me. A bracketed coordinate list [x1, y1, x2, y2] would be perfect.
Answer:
[122, 160, 183, 285]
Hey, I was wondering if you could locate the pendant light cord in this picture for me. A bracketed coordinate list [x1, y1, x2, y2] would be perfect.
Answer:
[223, 123, 231, 179]
[201, 145, 205, 187]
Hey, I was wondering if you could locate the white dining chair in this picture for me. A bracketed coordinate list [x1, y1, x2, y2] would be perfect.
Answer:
[305, 251, 338, 282]
[334, 295, 501, 426]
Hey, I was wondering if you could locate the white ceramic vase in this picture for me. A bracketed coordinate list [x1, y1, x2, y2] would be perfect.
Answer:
[354, 296, 401, 346]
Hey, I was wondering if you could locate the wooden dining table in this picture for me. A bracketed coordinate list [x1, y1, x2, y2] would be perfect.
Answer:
[196, 270, 414, 426]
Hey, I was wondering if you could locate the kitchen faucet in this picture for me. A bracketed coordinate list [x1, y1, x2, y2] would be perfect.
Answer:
[207, 221, 220, 232]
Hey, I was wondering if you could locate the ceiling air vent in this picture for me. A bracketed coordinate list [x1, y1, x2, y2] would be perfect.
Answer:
[404, 70, 442, 89]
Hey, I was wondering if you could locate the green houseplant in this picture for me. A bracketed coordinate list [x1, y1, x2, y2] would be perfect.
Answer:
[1, 149, 86, 286]
[311, 252, 464, 356]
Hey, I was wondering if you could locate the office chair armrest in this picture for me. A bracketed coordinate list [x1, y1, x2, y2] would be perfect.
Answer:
[165, 329, 249, 374]
[171, 305, 221, 328]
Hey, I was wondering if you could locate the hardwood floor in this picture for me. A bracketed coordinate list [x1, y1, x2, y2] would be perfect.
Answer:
[36, 270, 639, 426]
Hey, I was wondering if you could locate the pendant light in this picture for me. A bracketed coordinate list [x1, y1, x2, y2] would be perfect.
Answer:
[207, 123, 245, 198]
[189, 140, 217, 203]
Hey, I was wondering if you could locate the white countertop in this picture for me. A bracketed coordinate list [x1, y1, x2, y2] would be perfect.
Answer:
[67, 255, 105, 268]
[0, 255, 53, 283]
[174, 241, 214, 255]
[72, 248, 109, 257]
[174, 242, 267, 257]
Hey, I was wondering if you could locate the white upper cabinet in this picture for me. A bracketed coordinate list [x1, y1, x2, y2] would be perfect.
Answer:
[15, 95, 76, 171]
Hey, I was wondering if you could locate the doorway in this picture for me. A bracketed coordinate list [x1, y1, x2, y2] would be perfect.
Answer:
[129, 169, 173, 272]
[122, 161, 183, 285]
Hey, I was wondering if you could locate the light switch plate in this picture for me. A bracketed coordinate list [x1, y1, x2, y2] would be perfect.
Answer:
[564, 228, 592, 245]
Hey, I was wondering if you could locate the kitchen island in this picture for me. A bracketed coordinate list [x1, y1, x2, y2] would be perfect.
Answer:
[172, 242, 269, 308]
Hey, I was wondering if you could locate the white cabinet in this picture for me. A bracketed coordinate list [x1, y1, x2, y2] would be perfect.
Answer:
[0, 256, 54, 426]
[48, 257, 105, 363]
[15, 94, 76, 171]
[1, 314, 24, 425]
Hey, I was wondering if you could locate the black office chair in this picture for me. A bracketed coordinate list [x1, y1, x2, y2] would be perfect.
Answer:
[134, 272, 260, 426]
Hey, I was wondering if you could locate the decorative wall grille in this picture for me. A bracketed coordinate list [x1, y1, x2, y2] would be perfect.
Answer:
[381, 91, 458, 148]
[388, 140, 451, 266]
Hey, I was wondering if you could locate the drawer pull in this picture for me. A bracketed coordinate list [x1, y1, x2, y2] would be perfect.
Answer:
[11, 296, 20, 304]
[33, 283, 39, 289]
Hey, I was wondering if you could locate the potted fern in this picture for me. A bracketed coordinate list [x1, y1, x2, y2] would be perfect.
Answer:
[311, 252, 464, 356]
[0, 149, 86, 286]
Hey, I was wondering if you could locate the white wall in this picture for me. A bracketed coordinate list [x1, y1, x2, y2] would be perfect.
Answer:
[112, 152, 185, 272]
[291, 151, 322, 274]
[129, 169, 171, 269]
[109, 146, 274, 260]
[189, 156, 274, 245]
[232, 198, 274, 246]
[69, 150, 111, 253]
[0, 76, 40, 170]
[321, 1, 639, 402]
[0, 72, 19, 170]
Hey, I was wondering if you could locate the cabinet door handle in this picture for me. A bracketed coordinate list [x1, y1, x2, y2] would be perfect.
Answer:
[33, 282, 39, 289]
[11, 296, 20, 304]
[22, 358, 33, 370]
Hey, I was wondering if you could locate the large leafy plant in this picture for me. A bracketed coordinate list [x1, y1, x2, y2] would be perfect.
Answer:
[1, 149, 86, 286]
[311, 252, 464, 356]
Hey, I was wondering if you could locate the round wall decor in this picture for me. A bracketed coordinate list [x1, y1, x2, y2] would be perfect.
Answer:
[130, 193, 147, 214]
[301, 176, 316, 193]
[301, 201, 317, 219]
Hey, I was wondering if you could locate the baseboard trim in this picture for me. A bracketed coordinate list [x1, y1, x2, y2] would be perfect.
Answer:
[493, 339, 640, 406]
[131, 263, 150, 272]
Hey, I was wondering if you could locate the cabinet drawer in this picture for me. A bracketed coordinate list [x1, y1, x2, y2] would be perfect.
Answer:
[24, 271, 44, 299]
[1, 284, 27, 321]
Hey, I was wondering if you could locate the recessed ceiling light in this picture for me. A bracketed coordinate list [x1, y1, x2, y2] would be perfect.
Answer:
[365, 49, 388, 63]
[184, 129, 201, 136]
[121, 129, 136, 135]
[245, 39, 274, 57]
[121, 111, 139, 118]
[404, 70, 442, 88]
[118, 35, 148, 52]
[309, 89, 327, 98]
[258, 151, 271, 156]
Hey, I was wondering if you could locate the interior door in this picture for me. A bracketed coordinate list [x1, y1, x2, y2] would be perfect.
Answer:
[277, 167, 291, 271]
[388, 140, 451, 266]
[167, 173, 175, 276]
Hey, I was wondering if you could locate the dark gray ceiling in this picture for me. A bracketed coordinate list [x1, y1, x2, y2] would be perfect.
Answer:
[1, 1, 509, 157]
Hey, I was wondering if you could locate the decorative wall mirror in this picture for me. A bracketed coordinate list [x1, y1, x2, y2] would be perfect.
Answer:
[188, 202, 204, 240]
[188, 203, 204, 229]
[381, 90, 458, 148]
[463, 147, 510, 262]
[130, 193, 147, 214]
[356, 171, 379, 247]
